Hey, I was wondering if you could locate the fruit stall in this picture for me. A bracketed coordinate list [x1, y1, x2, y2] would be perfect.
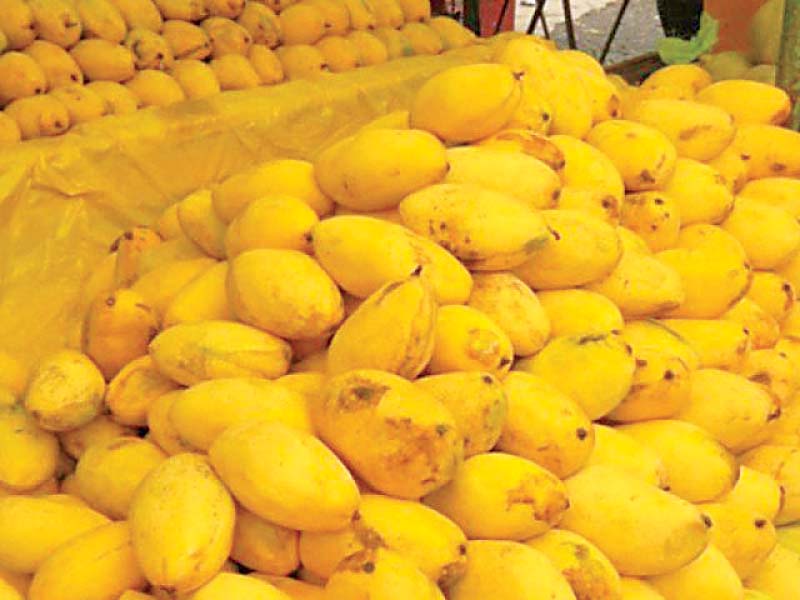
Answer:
[2, 0, 800, 599]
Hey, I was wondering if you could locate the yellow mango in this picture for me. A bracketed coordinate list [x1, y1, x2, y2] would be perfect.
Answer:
[620, 192, 680, 251]
[722, 466, 784, 523]
[697, 80, 790, 126]
[209, 421, 359, 531]
[24, 40, 83, 89]
[561, 465, 709, 576]
[725, 298, 781, 350]
[108, 0, 162, 31]
[586, 120, 677, 191]
[48, 84, 107, 125]
[278, 2, 325, 45]
[585, 425, 668, 489]
[306, 0, 350, 34]
[742, 348, 799, 404]
[27, 0, 82, 48]
[416, 372, 507, 458]
[163, 262, 233, 328]
[59, 415, 133, 459]
[579, 70, 622, 124]
[662, 158, 734, 225]
[0, 495, 109, 574]
[0, 0, 36, 50]
[740, 177, 800, 218]
[315, 36, 360, 72]
[124, 29, 174, 71]
[125, 69, 186, 107]
[24, 350, 105, 432]
[515, 209, 621, 289]
[678, 369, 779, 453]
[744, 589, 775, 600]
[162, 20, 212, 60]
[231, 506, 299, 575]
[0, 53, 48, 107]
[641, 64, 712, 98]
[188, 573, 289, 599]
[28, 522, 145, 600]
[479, 129, 564, 170]
[315, 128, 447, 212]
[170, 59, 220, 99]
[228, 249, 343, 340]
[346, 30, 388, 65]
[429, 16, 475, 49]
[710, 146, 751, 192]
[527, 529, 622, 600]
[111, 226, 163, 287]
[741, 445, 800, 525]
[152, 0, 207, 21]
[297, 526, 362, 582]
[74, 437, 166, 519]
[86, 81, 139, 114]
[75, 0, 127, 43]
[202, 16, 253, 57]
[0, 112, 21, 145]
[620, 578, 665, 600]
[621, 420, 736, 502]
[410, 63, 521, 144]
[505, 79, 554, 135]
[446, 540, 576, 600]
[254, 576, 326, 600]
[427, 304, 514, 378]
[745, 544, 800, 600]
[400, 22, 442, 55]
[551, 134, 625, 208]
[129, 454, 235, 593]
[444, 146, 561, 210]
[407, 232, 473, 305]
[723, 198, 800, 270]
[0, 577, 25, 600]
[424, 452, 568, 541]
[537, 289, 623, 337]
[732, 124, 800, 179]
[105, 356, 177, 427]
[249, 44, 284, 84]
[214, 158, 332, 223]
[0, 404, 59, 492]
[328, 273, 435, 377]
[276, 44, 328, 79]
[170, 377, 311, 451]
[648, 545, 744, 600]
[132, 257, 216, 320]
[661, 319, 750, 371]
[70, 39, 136, 83]
[3, 95, 71, 140]
[395, 0, 428, 21]
[315, 369, 462, 499]
[519, 333, 635, 420]
[400, 183, 550, 271]
[211, 54, 260, 90]
[467, 273, 549, 356]
[498, 372, 593, 478]
[325, 547, 444, 600]
[146, 390, 189, 455]
[149, 320, 291, 385]
[699, 502, 776, 579]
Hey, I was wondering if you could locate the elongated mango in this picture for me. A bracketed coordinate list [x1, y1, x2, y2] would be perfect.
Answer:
[584, 424, 668, 488]
[741, 445, 800, 525]
[231, 506, 299, 575]
[648, 545, 744, 600]
[722, 466, 784, 523]
[538, 289, 623, 337]
[662, 319, 750, 371]
[163, 262, 233, 328]
[0, 404, 59, 492]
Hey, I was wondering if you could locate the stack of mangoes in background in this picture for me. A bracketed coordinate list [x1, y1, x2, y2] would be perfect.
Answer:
[0, 0, 477, 141]
[4, 34, 800, 600]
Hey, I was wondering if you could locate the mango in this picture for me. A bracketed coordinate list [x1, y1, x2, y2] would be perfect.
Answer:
[479, 129, 564, 171]
[86, 81, 140, 114]
[407, 232, 473, 305]
[105, 356, 176, 427]
[723, 198, 800, 270]
[146, 390, 190, 455]
[315, 128, 447, 212]
[254, 576, 325, 600]
[59, 415, 133, 459]
[732, 124, 800, 179]
[742, 348, 798, 404]
[70, 39, 136, 83]
[697, 80, 790, 126]
[231, 506, 299, 575]
[152, 0, 208, 21]
[249, 44, 284, 84]
[149, 320, 291, 385]
[648, 545, 744, 600]
[162, 20, 212, 60]
[741, 445, 800, 525]
[722, 466, 784, 523]
[112, 226, 162, 287]
[278, 2, 326, 45]
[129, 454, 235, 593]
[678, 369, 779, 453]
[561, 465, 709, 576]
[0, 53, 48, 107]
[110, 0, 162, 31]
[306, 0, 350, 34]
[24, 40, 83, 89]
[585, 425, 668, 489]
[661, 319, 750, 370]
[700, 502, 776, 579]
[27, 0, 82, 48]
[410, 63, 522, 143]
[163, 261, 233, 327]
[132, 257, 216, 320]
[49, 84, 107, 125]
[315, 369, 462, 499]
[346, 31, 388, 65]
[315, 36, 360, 72]
[709, 146, 750, 192]
[125, 69, 186, 107]
[209, 420, 359, 531]
[75, 0, 127, 43]
[170, 59, 220, 99]
[538, 289, 623, 337]
[0, 404, 59, 492]
[551, 134, 625, 210]
[188, 573, 289, 599]
[446, 540, 576, 600]
[740, 177, 800, 218]
[429, 16, 475, 49]
[640, 64, 712, 99]
[211, 54, 260, 89]
[506, 79, 554, 135]
[745, 544, 800, 600]
[620, 578, 665, 600]
[276, 44, 328, 79]
[0, 0, 36, 50]
[400, 183, 550, 271]
[661, 158, 734, 225]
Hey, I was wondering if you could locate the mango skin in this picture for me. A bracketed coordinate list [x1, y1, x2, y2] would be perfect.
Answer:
[620, 578, 665, 600]
[731, 124, 800, 180]
[538, 289, 623, 337]
[647, 545, 744, 600]
[745, 544, 800, 600]
[741, 445, 800, 526]
[189, 573, 290, 600]
[560, 465, 710, 577]
[129, 453, 235, 594]
[27, 522, 145, 600]
[225, 195, 317, 257]
[498, 372, 593, 479]
[0, 404, 59, 492]
[210, 421, 359, 532]
[584, 425, 668, 489]
[445, 540, 576, 600]
[314, 369, 463, 500]
[722, 466, 784, 523]
[662, 158, 734, 226]
[231, 506, 299, 575]
[163, 262, 233, 328]
[722, 198, 800, 271]
[253, 576, 325, 600]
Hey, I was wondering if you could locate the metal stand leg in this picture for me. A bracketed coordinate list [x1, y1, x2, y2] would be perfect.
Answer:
[600, 0, 631, 64]
[526, 0, 548, 35]
[562, 0, 577, 48]
[493, 0, 511, 34]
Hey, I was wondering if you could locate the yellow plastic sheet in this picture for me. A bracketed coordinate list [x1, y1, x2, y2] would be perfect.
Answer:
[0, 49, 490, 369]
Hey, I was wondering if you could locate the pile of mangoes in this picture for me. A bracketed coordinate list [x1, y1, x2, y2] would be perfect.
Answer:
[3, 34, 800, 600]
[0, 0, 476, 141]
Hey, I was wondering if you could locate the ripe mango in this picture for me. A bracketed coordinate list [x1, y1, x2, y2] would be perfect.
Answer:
[49, 84, 107, 125]
[170, 59, 221, 99]
[538, 289, 623, 337]
[410, 63, 522, 144]
[162, 20, 212, 60]
[416, 371, 507, 458]
[446, 540, 576, 600]
[276, 44, 328, 78]
[401, 22, 442, 55]
[59, 415, 133, 459]
[425, 452, 568, 541]
[202, 17, 253, 57]
[205, 0, 244, 18]
[86, 81, 140, 114]
[189, 573, 289, 599]
[225, 196, 315, 257]
[700, 502, 776, 579]
[479, 129, 564, 170]
[709, 146, 750, 192]
[406, 232, 473, 305]
[231, 506, 299, 575]
[741, 445, 800, 525]
[506, 79, 553, 134]
[129, 454, 235, 594]
[279, 2, 326, 45]
[338, 0, 378, 30]
[169, 377, 311, 451]
[678, 369, 779, 453]
[315, 36, 360, 72]
[661, 158, 734, 225]
[660, 318, 750, 371]
[741, 348, 798, 404]
[620, 192, 680, 251]
[0, 0, 36, 50]
[723, 198, 800, 270]
[328, 273, 435, 377]
[174, 192, 227, 252]
[211, 54, 261, 89]
[722, 466, 784, 523]
[621, 420, 736, 502]
[76, 0, 127, 43]
[132, 257, 216, 319]
[586, 119, 677, 191]
[307, 0, 350, 34]
[315, 128, 447, 211]
[0, 495, 109, 573]
[28, 0, 82, 48]
[0, 53, 48, 107]
[648, 545, 743, 600]
[527, 529, 622, 600]
[740, 177, 800, 218]
[161, 261, 231, 326]
[585, 425, 668, 489]
[152, 0, 207, 20]
[105, 355, 178, 426]
[369, 0, 402, 28]
[400, 183, 550, 271]
[109, 0, 162, 31]
[429, 16, 475, 49]
[249, 44, 284, 84]
[146, 390, 189, 455]
[641, 64, 712, 99]
[697, 80, 790, 126]
[125, 69, 186, 107]
[209, 420, 359, 531]
[732, 124, 800, 179]
[551, 134, 625, 209]
[745, 544, 800, 600]
[24, 41, 83, 89]
[444, 146, 561, 210]
[346, 31, 388, 65]
[254, 576, 324, 599]
[124, 29, 175, 71]
[0, 404, 59, 492]
[315, 369, 462, 499]
[620, 578, 665, 600]
[561, 465, 709, 576]
[71, 39, 136, 82]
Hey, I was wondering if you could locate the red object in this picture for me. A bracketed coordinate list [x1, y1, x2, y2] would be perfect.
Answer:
[481, 0, 516, 35]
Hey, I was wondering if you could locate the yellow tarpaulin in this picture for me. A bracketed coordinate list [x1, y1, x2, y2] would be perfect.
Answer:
[0, 49, 490, 369]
